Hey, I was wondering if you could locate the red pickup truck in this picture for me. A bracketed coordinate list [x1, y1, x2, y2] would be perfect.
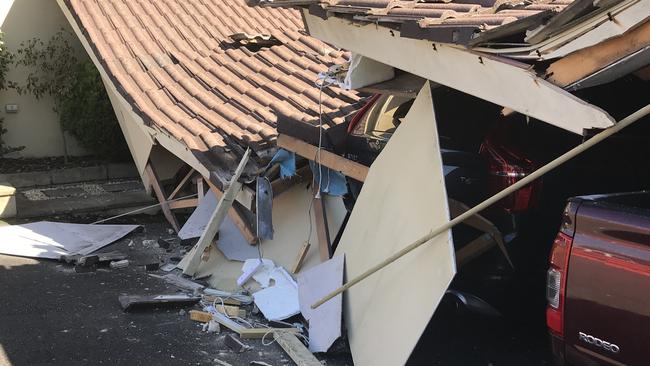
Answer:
[546, 192, 650, 366]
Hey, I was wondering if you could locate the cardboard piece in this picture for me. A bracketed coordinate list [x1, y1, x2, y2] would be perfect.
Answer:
[298, 255, 345, 352]
[0, 221, 138, 259]
[334, 82, 456, 366]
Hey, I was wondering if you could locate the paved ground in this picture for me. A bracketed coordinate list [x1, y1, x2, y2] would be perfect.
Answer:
[15, 179, 154, 218]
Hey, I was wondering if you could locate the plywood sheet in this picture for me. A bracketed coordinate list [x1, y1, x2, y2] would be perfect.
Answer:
[334, 82, 456, 366]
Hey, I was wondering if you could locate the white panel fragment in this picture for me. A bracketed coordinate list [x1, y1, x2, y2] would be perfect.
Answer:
[0, 221, 138, 259]
[298, 255, 345, 352]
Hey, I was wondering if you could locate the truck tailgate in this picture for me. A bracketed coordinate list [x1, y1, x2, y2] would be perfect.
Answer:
[564, 203, 650, 365]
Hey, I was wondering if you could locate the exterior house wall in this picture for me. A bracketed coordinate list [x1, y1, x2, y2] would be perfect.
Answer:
[0, 0, 86, 158]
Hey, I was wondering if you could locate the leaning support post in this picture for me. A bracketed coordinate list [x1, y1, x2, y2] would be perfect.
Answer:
[183, 149, 251, 276]
[311, 104, 650, 309]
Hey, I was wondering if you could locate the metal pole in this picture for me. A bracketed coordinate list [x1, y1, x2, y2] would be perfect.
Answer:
[311, 104, 650, 309]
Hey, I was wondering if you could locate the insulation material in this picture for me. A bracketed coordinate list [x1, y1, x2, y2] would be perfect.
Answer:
[0, 221, 138, 259]
[334, 82, 456, 366]
[298, 255, 345, 352]
[176, 184, 347, 290]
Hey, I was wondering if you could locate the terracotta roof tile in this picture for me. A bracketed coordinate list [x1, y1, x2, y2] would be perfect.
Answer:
[64, 0, 361, 170]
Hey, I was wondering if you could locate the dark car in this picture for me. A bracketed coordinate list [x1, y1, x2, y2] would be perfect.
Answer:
[547, 191, 650, 366]
[345, 90, 542, 241]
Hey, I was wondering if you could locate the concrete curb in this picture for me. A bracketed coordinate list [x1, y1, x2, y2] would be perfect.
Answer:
[0, 163, 139, 188]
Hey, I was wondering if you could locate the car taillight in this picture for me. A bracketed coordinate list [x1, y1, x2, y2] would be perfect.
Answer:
[480, 138, 541, 213]
[347, 94, 380, 134]
[546, 230, 573, 337]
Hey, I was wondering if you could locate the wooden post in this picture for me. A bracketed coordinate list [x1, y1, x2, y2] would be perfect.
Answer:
[313, 193, 331, 261]
[145, 163, 180, 232]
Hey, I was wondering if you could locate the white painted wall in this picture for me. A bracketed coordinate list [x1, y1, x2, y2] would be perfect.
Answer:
[0, 0, 86, 157]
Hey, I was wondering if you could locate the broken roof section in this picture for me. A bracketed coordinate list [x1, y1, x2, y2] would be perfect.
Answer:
[257, 0, 577, 45]
[61, 0, 361, 185]
[256, 0, 641, 56]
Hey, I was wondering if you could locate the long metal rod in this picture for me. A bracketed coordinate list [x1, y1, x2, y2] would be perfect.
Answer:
[311, 104, 650, 309]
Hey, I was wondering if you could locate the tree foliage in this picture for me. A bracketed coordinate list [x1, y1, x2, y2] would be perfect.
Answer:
[9, 29, 128, 160]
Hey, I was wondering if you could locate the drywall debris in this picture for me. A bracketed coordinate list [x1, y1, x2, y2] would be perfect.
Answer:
[110, 259, 129, 269]
[298, 255, 344, 352]
[0, 221, 138, 259]
[252, 267, 300, 321]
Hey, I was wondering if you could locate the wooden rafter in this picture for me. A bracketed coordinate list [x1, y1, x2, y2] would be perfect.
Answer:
[277, 134, 369, 182]
[145, 163, 181, 232]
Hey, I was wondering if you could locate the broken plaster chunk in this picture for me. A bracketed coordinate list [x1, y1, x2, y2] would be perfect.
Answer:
[224, 334, 250, 353]
[109, 259, 129, 269]
[241, 258, 275, 287]
[202, 320, 220, 333]
[250, 362, 273, 366]
[142, 239, 159, 248]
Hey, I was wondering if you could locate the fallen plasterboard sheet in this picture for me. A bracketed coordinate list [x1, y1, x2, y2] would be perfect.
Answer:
[253, 279, 300, 321]
[218, 217, 258, 261]
[334, 82, 456, 366]
[0, 221, 138, 260]
[243, 259, 300, 321]
[298, 255, 344, 352]
[178, 190, 217, 240]
[178, 190, 258, 262]
[177, 183, 347, 290]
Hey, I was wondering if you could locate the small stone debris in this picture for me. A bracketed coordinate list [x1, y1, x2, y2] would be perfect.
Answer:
[144, 262, 160, 271]
[250, 362, 273, 366]
[110, 260, 129, 269]
[224, 334, 250, 353]
[74, 263, 97, 273]
[214, 358, 234, 366]
[142, 239, 158, 248]
[157, 238, 173, 249]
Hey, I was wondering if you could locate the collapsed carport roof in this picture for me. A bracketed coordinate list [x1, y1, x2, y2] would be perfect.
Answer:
[60, 0, 362, 187]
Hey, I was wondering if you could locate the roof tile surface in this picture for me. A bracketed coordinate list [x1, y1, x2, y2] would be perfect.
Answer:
[66, 0, 361, 168]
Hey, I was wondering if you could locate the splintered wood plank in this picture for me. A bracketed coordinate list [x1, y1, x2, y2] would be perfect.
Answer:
[273, 331, 321, 366]
[546, 20, 650, 88]
[145, 163, 180, 232]
[167, 168, 195, 200]
[183, 150, 250, 276]
[291, 241, 311, 274]
[168, 198, 199, 210]
[277, 134, 369, 182]
[313, 194, 331, 262]
[189, 310, 213, 323]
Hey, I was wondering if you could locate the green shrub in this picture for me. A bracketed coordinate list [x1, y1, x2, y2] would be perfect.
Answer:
[59, 60, 129, 160]
[10, 30, 129, 160]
